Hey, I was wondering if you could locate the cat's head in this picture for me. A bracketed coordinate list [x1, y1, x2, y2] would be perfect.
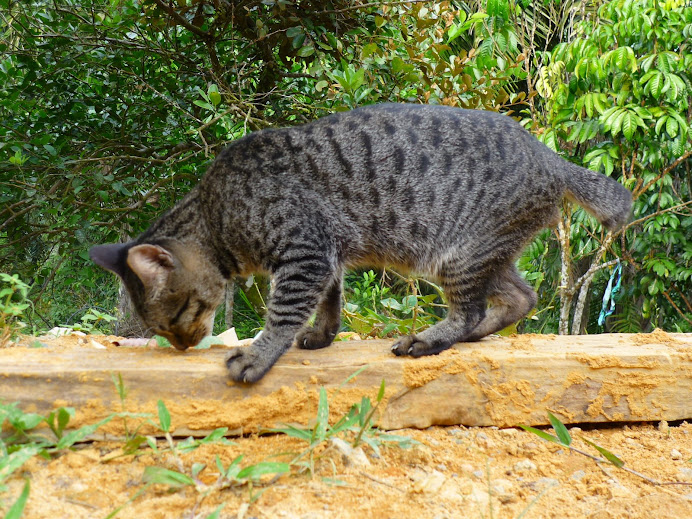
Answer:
[89, 241, 224, 350]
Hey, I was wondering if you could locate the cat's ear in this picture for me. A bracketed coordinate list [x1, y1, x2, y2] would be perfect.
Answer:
[126, 244, 176, 288]
[89, 243, 131, 279]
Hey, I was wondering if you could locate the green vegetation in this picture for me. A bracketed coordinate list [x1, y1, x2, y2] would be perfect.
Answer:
[1, 0, 690, 337]
[521, 412, 692, 487]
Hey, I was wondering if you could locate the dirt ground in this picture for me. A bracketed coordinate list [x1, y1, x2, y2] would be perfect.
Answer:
[3, 334, 692, 519]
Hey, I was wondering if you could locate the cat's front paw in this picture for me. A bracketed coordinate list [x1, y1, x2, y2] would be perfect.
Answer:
[226, 347, 273, 383]
[391, 335, 432, 357]
[295, 327, 337, 350]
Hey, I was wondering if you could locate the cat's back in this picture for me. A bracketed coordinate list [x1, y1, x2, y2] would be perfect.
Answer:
[210, 103, 540, 191]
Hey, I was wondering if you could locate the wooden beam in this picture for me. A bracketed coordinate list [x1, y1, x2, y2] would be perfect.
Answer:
[2, 331, 691, 436]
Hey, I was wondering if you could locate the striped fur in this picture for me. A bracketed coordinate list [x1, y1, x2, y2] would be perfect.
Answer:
[90, 104, 632, 383]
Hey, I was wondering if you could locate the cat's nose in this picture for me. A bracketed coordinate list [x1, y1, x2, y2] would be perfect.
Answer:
[168, 333, 195, 350]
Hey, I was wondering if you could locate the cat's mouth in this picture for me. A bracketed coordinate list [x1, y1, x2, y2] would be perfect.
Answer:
[155, 330, 197, 350]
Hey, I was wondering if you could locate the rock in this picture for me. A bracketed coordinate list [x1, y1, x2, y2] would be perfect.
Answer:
[659, 420, 670, 434]
[609, 482, 635, 499]
[490, 478, 513, 494]
[498, 493, 518, 504]
[679, 468, 692, 480]
[513, 459, 537, 472]
[671, 449, 683, 460]
[411, 470, 446, 494]
[458, 478, 474, 495]
[535, 477, 559, 489]
[571, 470, 586, 481]
[330, 438, 371, 467]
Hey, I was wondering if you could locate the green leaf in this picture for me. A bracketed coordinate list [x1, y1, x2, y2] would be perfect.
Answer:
[56, 407, 74, 436]
[193, 336, 225, 349]
[236, 461, 290, 481]
[519, 425, 561, 444]
[222, 455, 244, 480]
[55, 416, 112, 449]
[377, 379, 386, 402]
[666, 114, 679, 138]
[547, 412, 572, 446]
[314, 387, 329, 442]
[5, 479, 30, 519]
[582, 438, 624, 468]
[285, 26, 302, 38]
[297, 45, 315, 57]
[157, 400, 171, 432]
[272, 423, 313, 441]
[191, 462, 206, 478]
[204, 504, 226, 519]
[142, 466, 195, 488]
[208, 91, 221, 106]
[14, 412, 44, 431]
[0, 446, 43, 481]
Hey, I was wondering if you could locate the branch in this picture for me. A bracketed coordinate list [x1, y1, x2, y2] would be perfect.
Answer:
[317, 0, 431, 15]
[570, 231, 616, 335]
[151, 0, 211, 40]
[633, 149, 692, 199]
[623, 199, 692, 232]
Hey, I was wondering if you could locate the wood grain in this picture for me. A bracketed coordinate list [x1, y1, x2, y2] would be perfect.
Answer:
[2, 331, 691, 436]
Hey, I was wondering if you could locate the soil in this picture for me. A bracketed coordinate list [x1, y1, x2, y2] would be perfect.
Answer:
[3, 334, 692, 519]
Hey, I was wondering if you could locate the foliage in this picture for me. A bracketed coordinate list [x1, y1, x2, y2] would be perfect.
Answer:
[0, 0, 528, 337]
[63, 308, 117, 334]
[0, 0, 690, 337]
[0, 273, 31, 346]
[522, 0, 692, 334]
[342, 269, 443, 338]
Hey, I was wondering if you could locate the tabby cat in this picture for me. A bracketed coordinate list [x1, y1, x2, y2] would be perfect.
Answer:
[90, 104, 632, 383]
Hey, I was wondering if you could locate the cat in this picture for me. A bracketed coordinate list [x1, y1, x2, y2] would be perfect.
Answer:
[90, 103, 632, 383]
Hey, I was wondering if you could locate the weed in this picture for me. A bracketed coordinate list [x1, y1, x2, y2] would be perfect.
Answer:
[0, 273, 31, 347]
[62, 308, 117, 334]
[0, 401, 113, 491]
[273, 378, 416, 476]
[521, 413, 692, 487]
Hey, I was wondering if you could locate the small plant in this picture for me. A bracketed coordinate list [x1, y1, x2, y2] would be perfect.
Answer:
[64, 308, 117, 334]
[0, 273, 31, 347]
[521, 413, 692, 487]
[273, 376, 416, 476]
[0, 401, 113, 492]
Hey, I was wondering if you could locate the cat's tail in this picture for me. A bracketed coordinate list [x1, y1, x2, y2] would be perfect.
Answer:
[558, 159, 632, 231]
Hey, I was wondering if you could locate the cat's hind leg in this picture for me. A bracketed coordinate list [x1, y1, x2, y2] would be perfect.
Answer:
[226, 253, 338, 383]
[295, 271, 343, 350]
[391, 257, 489, 357]
[464, 265, 536, 342]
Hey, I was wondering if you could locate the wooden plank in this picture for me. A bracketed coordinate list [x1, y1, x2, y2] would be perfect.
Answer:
[2, 331, 691, 436]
